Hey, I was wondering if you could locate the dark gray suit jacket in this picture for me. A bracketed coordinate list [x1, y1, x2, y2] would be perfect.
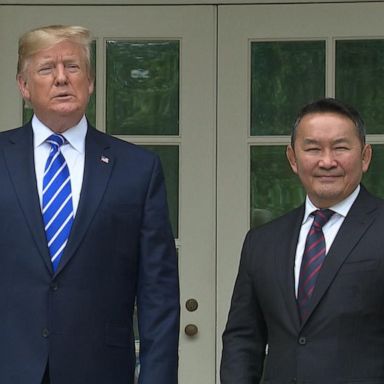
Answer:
[221, 186, 384, 384]
[0, 122, 179, 384]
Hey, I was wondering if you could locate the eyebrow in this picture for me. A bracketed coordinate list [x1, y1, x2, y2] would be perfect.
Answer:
[303, 137, 350, 145]
[37, 54, 79, 63]
[332, 137, 350, 144]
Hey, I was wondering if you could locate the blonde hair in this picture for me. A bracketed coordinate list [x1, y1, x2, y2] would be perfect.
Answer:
[17, 25, 93, 77]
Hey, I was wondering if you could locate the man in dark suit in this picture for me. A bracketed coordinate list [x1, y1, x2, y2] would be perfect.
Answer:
[0, 25, 179, 383]
[221, 98, 384, 383]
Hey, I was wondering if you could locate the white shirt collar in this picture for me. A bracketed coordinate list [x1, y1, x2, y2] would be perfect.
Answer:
[303, 184, 361, 224]
[32, 114, 87, 153]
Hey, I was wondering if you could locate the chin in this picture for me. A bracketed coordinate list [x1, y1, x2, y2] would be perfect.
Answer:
[315, 191, 343, 206]
[54, 106, 82, 117]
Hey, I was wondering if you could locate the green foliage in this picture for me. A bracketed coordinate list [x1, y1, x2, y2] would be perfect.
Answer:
[142, 145, 179, 238]
[363, 144, 384, 199]
[106, 40, 179, 135]
[250, 146, 305, 228]
[336, 40, 384, 134]
[251, 41, 325, 136]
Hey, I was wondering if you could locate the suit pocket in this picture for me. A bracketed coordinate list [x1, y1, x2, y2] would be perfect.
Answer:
[105, 323, 133, 348]
[338, 259, 378, 274]
[342, 380, 384, 383]
[336, 260, 379, 312]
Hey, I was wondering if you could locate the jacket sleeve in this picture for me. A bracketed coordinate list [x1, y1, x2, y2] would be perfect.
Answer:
[136, 155, 180, 384]
[220, 231, 268, 384]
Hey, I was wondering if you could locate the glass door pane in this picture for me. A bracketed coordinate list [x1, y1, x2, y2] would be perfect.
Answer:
[251, 40, 325, 136]
[336, 39, 384, 134]
[1, 5, 217, 384]
[106, 40, 179, 135]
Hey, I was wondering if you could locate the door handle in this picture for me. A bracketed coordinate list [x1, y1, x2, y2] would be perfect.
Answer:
[185, 298, 199, 336]
[185, 298, 198, 312]
[184, 323, 198, 337]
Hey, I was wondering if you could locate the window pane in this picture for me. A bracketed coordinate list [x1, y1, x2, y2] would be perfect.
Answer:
[251, 41, 325, 136]
[251, 144, 384, 229]
[141, 145, 179, 238]
[106, 40, 179, 136]
[86, 40, 97, 127]
[250, 145, 304, 228]
[363, 144, 384, 198]
[22, 103, 33, 124]
[336, 39, 384, 134]
[22, 40, 96, 126]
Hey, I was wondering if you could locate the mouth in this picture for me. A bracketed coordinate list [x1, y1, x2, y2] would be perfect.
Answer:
[53, 93, 73, 100]
[316, 175, 342, 182]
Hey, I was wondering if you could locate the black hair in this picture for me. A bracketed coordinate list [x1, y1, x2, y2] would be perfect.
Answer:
[291, 98, 366, 147]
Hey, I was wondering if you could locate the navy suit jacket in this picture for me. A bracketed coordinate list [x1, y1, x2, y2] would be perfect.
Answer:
[0, 122, 180, 383]
[221, 187, 384, 384]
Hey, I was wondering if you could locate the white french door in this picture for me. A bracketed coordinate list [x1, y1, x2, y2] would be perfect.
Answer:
[0, 5, 217, 383]
[217, 5, 384, 381]
[2, 2, 384, 383]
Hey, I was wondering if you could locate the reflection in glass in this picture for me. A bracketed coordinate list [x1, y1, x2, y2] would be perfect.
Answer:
[22, 40, 97, 126]
[86, 40, 97, 127]
[251, 41, 325, 136]
[22, 103, 33, 124]
[363, 144, 384, 198]
[250, 144, 384, 229]
[142, 145, 179, 238]
[250, 146, 304, 228]
[106, 40, 179, 135]
[336, 39, 384, 134]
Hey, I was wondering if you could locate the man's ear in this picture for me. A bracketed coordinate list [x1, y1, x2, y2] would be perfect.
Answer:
[286, 145, 298, 174]
[88, 78, 94, 97]
[361, 144, 372, 173]
[17, 74, 31, 101]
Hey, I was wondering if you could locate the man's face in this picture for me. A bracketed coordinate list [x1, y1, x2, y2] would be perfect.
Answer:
[286, 112, 372, 208]
[17, 40, 94, 132]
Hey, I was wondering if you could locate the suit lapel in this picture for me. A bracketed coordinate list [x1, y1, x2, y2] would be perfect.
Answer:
[3, 124, 52, 271]
[301, 187, 379, 327]
[276, 206, 304, 329]
[55, 126, 113, 275]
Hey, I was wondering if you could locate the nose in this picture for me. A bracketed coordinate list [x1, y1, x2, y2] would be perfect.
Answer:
[54, 64, 68, 86]
[318, 150, 337, 169]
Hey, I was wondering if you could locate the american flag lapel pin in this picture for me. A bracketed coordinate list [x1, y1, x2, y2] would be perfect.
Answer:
[100, 155, 110, 164]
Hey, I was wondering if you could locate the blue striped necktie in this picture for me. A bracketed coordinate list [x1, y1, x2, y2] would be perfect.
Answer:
[298, 209, 334, 321]
[42, 134, 74, 272]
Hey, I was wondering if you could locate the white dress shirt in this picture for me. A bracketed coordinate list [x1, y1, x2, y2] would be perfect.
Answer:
[294, 185, 360, 296]
[32, 115, 87, 215]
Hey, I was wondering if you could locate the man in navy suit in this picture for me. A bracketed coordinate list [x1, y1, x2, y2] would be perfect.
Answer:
[0, 24, 179, 383]
[221, 98, 384, 383]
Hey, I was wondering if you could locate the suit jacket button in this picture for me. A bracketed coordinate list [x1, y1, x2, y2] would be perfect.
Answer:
[50, 282, 59, 291]
[298, 336, 306, 345]
[42, 328, 50, 338]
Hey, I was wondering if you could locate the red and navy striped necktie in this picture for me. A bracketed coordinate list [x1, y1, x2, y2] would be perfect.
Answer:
[298, 209, 334, 321]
